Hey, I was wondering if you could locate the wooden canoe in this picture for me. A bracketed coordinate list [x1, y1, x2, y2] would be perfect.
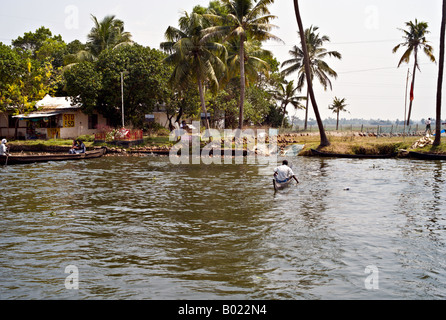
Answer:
[273, 178, 293, 192]
[409, 151, 446, 160]
[310, 149, 397, 159]
[0, 148, 106, 165]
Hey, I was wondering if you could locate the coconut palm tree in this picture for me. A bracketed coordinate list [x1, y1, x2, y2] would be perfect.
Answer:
[87, 15, 133, 57]
[329, 97, 349, 130]
[270, 80, 305, 128]
[393, 19, 436, 126]
[64, 15, 132, 69]
[161, 11, 226, 130]
[203, 0, 282, 129]
[222, 38, 271, 88]
[281, 26, 341, 130]
[434, 1, 446, 146]
[293, 0, 330, 147]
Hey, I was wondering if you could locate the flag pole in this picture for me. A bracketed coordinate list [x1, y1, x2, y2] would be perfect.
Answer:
[404, 68, 410, 139]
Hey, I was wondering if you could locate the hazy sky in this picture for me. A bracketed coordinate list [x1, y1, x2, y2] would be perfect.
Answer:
[0, 0, 444, 121]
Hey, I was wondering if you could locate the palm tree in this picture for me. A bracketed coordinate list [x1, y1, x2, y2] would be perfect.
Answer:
[293, 0, 330, 147]
[87, 15, 133, 57]
[222, 38, 271, 88]
[271, 80, 305, 128]
[434, 1, 446, 146]
[281, 26, 341, 130]
[161, 11, 226, 130]
[64, 15, 132, 68]
[393, 19, 436, 126]
[203, 0, 282, 129]
[329, 97, 348, 130]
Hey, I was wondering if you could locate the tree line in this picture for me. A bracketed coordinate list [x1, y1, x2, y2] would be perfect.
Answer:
[1, 0, 444, 147]
[0, 0, 344, 134]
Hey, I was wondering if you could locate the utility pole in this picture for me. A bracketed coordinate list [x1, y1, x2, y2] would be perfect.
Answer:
[121, 71, 125, 128]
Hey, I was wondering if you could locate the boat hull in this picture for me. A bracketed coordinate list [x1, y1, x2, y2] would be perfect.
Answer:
[310, 149, 397, 159]
[0, 148, 106, 165]
[273, 178, 293, 191]
[409, 151, 446, 160]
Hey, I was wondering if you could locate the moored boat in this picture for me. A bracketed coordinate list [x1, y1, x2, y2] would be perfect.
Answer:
[310, 149, 397, 159]
[0, 148, 106, 165]
[408, 151, 446, 160]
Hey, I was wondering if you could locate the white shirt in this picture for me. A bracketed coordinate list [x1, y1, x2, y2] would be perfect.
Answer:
[0, 144, 7, 156]
[274, 165, 295, 182]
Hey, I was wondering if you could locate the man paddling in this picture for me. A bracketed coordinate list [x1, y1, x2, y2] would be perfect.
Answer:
[274, 160, 299, 184]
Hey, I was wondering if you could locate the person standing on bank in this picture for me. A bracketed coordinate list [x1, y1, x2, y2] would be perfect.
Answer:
[274, 160, 299, 184]
[425, 118, 432, 135]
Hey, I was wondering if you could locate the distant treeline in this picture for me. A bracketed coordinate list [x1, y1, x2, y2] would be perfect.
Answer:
[290, 117, 442, 126]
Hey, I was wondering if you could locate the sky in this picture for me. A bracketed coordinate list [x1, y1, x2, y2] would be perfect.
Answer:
[0, 0, 444, 122]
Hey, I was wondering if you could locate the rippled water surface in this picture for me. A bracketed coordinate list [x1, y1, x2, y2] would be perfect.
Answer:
[1, 155, 446, 299]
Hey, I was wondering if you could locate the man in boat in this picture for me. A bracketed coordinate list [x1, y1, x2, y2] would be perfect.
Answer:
[75, 139, 86, 154]
[274, 160, 299, 184]
[0, 139, 9, 156]
[69, 139, 86, 154]
[69, 139, 78, 154]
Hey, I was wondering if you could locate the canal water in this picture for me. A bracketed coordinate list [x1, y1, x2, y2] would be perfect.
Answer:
[1, 155, 445, 300]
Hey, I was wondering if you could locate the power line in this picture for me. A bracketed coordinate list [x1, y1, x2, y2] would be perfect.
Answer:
[339, 62, 435, 74]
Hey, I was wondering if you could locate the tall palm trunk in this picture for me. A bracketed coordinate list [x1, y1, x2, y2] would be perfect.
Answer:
[238, 36, 246, 130]
[293, 0, 330, 147]
[304, 88, 309, 130]
[198, 79, 210, 130]
[406, 50, 418, 126]
[281, 102, 287, 128]
[336, 111, 340, 131]
[434, 0, 446, 146]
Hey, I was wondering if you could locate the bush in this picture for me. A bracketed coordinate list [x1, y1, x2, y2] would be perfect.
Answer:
[77, 134, 95, 142]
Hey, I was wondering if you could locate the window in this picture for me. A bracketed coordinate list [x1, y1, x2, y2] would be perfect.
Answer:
[8, 115, 16, 128]
[88, 114, 98, 129]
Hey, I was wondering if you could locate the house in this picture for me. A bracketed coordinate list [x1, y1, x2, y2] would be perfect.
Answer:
[0, 95, 108, 140]
[147, 104, 225, 130]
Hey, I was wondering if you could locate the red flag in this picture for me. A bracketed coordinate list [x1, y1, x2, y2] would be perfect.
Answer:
[410, 82, 414, 101]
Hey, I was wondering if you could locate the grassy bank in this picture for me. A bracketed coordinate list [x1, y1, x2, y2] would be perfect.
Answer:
[296, 134, 446, 156]
[297, 135, 417, 156]
[7, 133, 446, 156]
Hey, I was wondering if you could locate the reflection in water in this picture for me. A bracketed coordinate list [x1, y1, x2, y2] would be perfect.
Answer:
[1, 156, 446, 299]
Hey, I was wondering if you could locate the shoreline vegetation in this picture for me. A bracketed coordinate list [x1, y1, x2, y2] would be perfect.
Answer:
[6, 131, 446, 159]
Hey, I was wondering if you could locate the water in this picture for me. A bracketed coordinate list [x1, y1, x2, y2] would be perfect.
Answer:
[1, 155, 446, 300]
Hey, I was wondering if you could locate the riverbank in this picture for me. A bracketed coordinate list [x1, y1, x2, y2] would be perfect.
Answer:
[6, 132, 446, 158]
[297, 133, 446, 157]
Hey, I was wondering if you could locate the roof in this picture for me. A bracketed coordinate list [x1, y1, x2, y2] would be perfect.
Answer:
[12, 95, 81, 119]
[13, 111, 65, 119]
[35, 94, 81, 110]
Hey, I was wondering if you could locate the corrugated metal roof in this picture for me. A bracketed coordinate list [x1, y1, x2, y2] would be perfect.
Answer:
[35, 95, 81, 110]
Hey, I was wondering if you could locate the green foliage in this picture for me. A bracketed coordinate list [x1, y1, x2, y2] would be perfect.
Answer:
[87, 15, 133, 57]
[76, 134, 95, 142]
[64, 44, 172, 128]
[264, 104, 286, 128]
[12, 26, 63, 55]
[0, 43, 22, 110]
[96, 45, 171, 127]
[64, 61, 102, 114]
[393, 19, 436, 68]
